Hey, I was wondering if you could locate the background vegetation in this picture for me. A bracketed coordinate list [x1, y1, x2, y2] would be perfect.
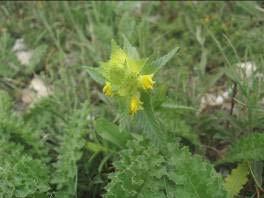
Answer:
[0, 1, 264, 197]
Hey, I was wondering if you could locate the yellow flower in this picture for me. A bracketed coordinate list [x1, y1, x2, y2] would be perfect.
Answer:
[130, 96, 143, 115]
[103, 82, 113, 96]
[138, 74, 155, 90]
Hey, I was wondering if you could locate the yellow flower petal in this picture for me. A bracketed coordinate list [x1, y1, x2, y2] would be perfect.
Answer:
[129, 96, 143, 115]
[103, 82, 113, 96]
[138, 74, 155, 90]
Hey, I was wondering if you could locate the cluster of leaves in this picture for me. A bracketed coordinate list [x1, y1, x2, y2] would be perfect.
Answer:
[0, 91, 49, 197]
[105, 137, 227, 198]
[0, 89, 90, 197]
[51, 102, 89, 197]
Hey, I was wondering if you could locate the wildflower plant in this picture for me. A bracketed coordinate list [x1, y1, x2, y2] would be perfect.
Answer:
[87, 38, 179, 117]
[100, 40, 155, 115]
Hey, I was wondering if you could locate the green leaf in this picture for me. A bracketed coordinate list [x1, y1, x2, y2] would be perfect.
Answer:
[96, 118, 131, 148]
[84, 66, 105, 85]
[86, 142, 109, 153]
[0, 91, 48, 159]
[250, 161, 263, 189]
[219, 133, 264, 163]
[51, 102, 89, 198]
[143, 47, 179, 74]
[0, 138, 50, 198]
[161, 103, 195, 111]
[105, 138, 227, 198]
[139, 92, 164, 145]
[224, 162, 249, 198]
[122, 35, 139, 59]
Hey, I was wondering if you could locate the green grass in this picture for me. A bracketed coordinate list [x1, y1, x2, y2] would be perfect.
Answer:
[1, 1, 264, 197]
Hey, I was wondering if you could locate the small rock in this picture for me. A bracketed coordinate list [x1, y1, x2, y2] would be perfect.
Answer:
[21, 89, 35, 105]
[12, 38, 33, 66]
[21, 76, 52, 108]
[237, 61, 256, 79]
[198, 88, 232, 114]
[30, 77, 51, 98]
[16, 51, 33, 66]
[215, 96, 224, 105]
[12, 39, 27, 52]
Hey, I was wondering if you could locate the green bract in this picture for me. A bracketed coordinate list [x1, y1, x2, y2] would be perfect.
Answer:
[100, 40, 148, 98]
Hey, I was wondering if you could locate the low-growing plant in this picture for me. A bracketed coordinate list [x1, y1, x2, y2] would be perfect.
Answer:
[1, 2, 264, 198]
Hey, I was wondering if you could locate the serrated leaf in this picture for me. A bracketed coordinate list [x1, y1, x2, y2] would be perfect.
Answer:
[96, 118, 131, 148]
[224, 162, 249, 198]
[0, 138, 50, 198]
[51, 102, 89, 197]
[105, 138, 227, 198]
[219, 133, 264, 163]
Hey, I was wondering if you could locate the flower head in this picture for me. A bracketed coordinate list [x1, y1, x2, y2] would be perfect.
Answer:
[138, 74, 155, 90]
[99, 40, 156, 115]
[103, 82, 112, 96]
[130, 96, 143, 115]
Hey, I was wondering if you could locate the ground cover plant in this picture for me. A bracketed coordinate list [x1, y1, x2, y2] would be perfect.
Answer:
[1, 1, 264, 197]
